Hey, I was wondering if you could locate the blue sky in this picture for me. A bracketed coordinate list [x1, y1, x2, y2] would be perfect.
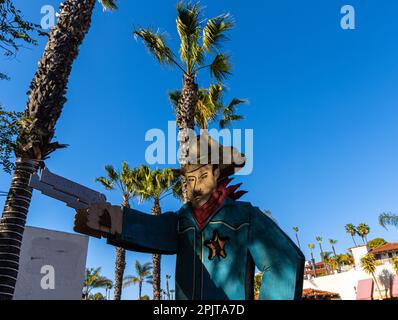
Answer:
[1, 0, 398, 299]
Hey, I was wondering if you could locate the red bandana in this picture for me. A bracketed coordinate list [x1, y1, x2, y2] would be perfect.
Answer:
[189, 178, 248, 229]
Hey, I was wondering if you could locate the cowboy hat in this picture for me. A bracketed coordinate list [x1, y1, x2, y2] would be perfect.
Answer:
[177, 133, 246, 178]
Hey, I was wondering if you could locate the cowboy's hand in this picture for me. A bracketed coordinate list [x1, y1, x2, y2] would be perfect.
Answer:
[73, 203, 123, 238]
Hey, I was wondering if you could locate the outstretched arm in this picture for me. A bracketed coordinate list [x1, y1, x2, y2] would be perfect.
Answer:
[74, 204, 178, 255]
[107, 207, 178, 254]
[247, 206, 305, 300]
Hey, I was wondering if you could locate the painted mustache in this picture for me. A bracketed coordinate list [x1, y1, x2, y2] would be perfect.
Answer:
[192, 190, 203, 198]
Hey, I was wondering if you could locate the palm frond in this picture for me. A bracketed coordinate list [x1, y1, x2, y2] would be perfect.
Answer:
[220, 114, 244, 129]
[120, 161, 132, 190]
[192, 29, 205, 67]
[134, 28, 176, 67]
[95, 177, 115, 190]
[379, 212, 398, 229]
[136, 261, 152, 276]
[176, 1, 202, 71]
[210, 53, 232, 81]
[202, 13, 235, 52]
[104, 164, 119, 181]
[208, 83, 224, 106]
[98, 0, 118, 11]
[172, 178, 183, 201]
[168, 90, 182, 110]
[123, 276, 140, 288]
[224, 98, 248, 115]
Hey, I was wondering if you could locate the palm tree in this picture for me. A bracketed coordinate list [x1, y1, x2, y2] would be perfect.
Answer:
[345, 223, 358, 247]
[321, 252, 339, 274]
[360, 253, 383, 299]
[133, 166, 180, 300]
[83, 267, 112, 300]
[316, 236, 329, 274]
[0, 0, 118, 300]
[329, 239, 340, 272]
[293, 227, 301, 249]
[379, 212, 398, 229]
[316, 236, 324, 258]
[165, 274, 171, 300]
[105, 281, 113, 300]
[123, 261, 153, 300]
[308, 243, 316, 276]
[336, 252, 354, 268]
[96, 162, 141, 300]
[329, 239, 338, 257]
[170, 289, 175, 300]
[357, 223, 370, 244]
[168, 84, 247, 130]
[88, 292, 106, 300]
[134, 1, 234, 201]
[253, 272, 263, 299]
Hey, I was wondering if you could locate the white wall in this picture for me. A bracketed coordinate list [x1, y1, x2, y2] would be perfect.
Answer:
[304, 264, 396, 300]
[13, 226, 89, 300]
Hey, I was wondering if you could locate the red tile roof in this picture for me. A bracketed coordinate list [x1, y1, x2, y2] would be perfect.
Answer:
[302, 288, 340, 299]
[370, 243, 398, 254]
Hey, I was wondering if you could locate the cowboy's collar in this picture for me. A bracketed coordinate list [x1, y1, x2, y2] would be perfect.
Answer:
[178, 197, 236, 230]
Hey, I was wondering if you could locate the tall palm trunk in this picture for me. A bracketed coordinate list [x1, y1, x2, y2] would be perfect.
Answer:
[331, 245, 340, 273]
[152, 197, 162, 300]
[138, 281, 142, 300]
[0, 0, 96, 300]
[166, 275, 170, 300]
[294, 233, 301, 249]
[318, 244, 329, 275]
[332, 246, 337, 257]
[177, 74, 198, 203]
[351, 235, 357, 247]
[372, 273, 383, 300]
[310, 251, 316, 277]
[0, 159, 36, 299]
[114, 196, 128, 300]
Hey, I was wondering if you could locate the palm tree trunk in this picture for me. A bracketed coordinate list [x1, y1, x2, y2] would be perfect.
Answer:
[372, 274, 383, 300]
[332, 246, 341, 272]
[177, 74, 198, 203]
[114, 196, 129, 300]
[0, 159, 37, 300]
[113, 247, 125, 300]
[0, 0, 96, 300]
[319, 244, 329, 275]
[166, 276, 170, 300]
[139, 282, 142, 300]
[152, 198, 162, 300]
[295, 233, 301, 249]
[352, 235, 357, 247]
[310, 252, 316, 277]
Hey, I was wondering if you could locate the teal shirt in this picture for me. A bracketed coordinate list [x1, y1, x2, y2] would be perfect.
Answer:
[107, 198, 304, 300]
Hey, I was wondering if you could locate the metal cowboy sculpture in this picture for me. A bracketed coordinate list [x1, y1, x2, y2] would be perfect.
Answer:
[73, 134, 305, 300]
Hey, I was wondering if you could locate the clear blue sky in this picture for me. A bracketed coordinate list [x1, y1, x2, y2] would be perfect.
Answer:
[1, 0, 398, 300]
